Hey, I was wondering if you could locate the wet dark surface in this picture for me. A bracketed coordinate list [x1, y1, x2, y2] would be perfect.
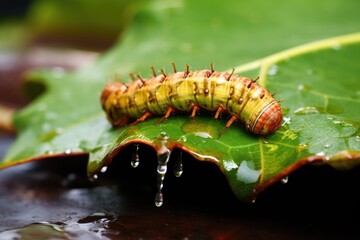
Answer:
[1, 137, 360, 239]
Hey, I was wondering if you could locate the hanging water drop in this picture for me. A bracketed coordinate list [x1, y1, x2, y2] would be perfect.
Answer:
[155, 192, 164, 207]
[174, 151, 183, 177]
[100, 166, 108, 173]
[155, 132, 171, 207]
[281, 176, 289, 184]
[131, 144, 140, 168]
[89, 174, 98, 182]
[155, 150, 171, 207]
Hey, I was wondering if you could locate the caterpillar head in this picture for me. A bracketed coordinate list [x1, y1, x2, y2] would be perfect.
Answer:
[100, 82, 130, 127]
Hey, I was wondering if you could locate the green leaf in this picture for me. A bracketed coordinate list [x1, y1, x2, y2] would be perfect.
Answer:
[1, 0, 360, 204]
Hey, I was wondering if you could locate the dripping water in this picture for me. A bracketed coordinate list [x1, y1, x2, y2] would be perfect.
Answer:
[100, 166, 108, 173]
[128, 134, 185, 207]
[174, 151, 183, 177]
[89, 174, 98, 182]
[131, 144, 140, 168]
[155, 151, 171, 207]
[281, 176, 289, 184]
[155, 133, 171, 207]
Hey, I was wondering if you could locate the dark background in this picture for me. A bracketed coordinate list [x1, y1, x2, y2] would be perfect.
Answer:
[0, 0, 32, 19]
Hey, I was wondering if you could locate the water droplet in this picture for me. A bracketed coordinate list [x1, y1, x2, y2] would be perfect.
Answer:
[324, 143, 331, 148]
[306, 69, 314, 75]
[178, 136, 187, 143]
[268, 64, 278, 75]
[155, 192, 164, 207]
[281, 176, 289, 184]
[294, 106, 320, 115]
[65, 149, 72, 154]
[316, 151, 326, 156]
[89, 174, 98, 182]
[100, 166, 108, 173]
[174, 151, 183, 177]
[131, 144, 140, 168]
[297, 84, 312, 92]
[181, 119, 219, 139]
[194, 132, 212, 138]
[155, 138, 171, 207]
[236, 160, 262, 184]
[158, 132, 169, 141]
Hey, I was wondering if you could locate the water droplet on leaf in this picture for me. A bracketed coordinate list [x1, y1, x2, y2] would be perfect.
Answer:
[268, 64, 278, 75]
[294, 106, 320, 115]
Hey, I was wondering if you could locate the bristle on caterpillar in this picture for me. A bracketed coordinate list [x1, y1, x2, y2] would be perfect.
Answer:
[100, 64, 283, 135]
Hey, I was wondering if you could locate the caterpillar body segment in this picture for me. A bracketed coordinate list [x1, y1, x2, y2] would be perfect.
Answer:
[101, 65, 282, 135]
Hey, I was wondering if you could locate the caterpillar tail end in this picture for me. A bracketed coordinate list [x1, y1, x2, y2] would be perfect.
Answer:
[252, 102, 283, 135]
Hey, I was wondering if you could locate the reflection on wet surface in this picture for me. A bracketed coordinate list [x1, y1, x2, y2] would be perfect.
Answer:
[1, 136, 360, 239]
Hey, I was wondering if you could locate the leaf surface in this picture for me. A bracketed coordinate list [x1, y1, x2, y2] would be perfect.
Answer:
[1, 0, 360, 202]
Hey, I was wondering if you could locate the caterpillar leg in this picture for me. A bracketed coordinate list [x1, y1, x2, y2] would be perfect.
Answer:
[225, 115, 238, 128]
[190, 105, 200, 117]
[220, 115, 238, 136]
[156, 106, 175, 125]
[214, 105, 224, 119]
[129, 111, 152, 126]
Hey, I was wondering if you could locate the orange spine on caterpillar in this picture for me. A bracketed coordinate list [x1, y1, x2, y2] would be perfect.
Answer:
[100, 63, 282, 135]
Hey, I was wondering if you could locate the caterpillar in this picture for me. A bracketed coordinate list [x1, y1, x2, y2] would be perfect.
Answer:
[100, 63, 282, 135]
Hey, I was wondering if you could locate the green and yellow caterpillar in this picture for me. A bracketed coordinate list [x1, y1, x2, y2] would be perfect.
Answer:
[100, 64, 282, 135]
